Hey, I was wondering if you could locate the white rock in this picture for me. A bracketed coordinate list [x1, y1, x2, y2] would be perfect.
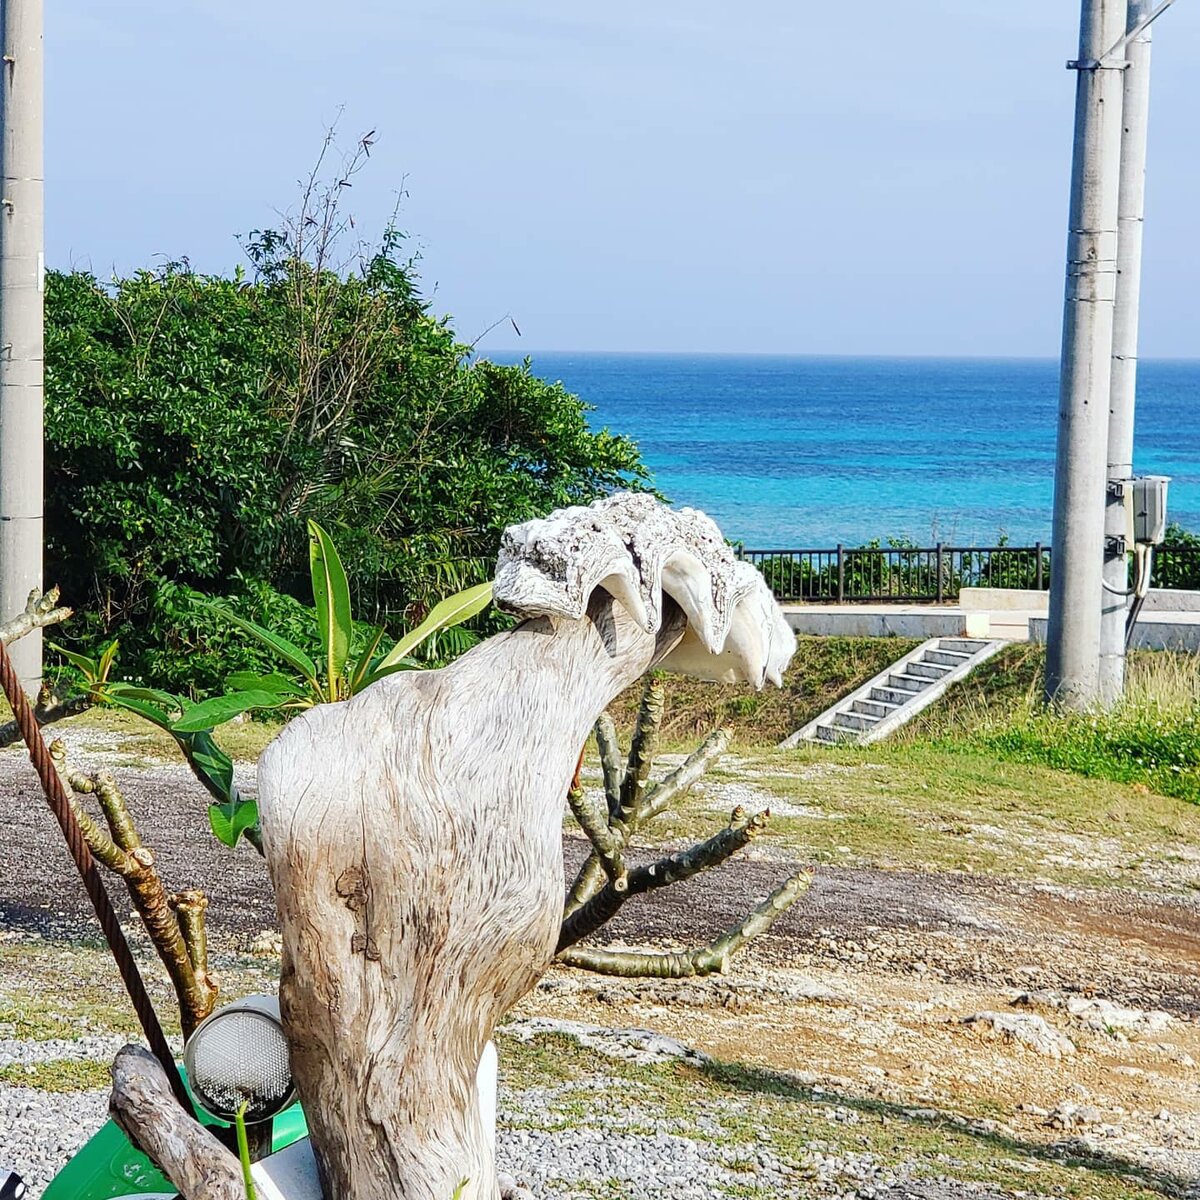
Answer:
[962, 1011, 1076, 1059]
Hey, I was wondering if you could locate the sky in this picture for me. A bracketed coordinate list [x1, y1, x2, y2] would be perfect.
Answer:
[50, 2, 1200, 358]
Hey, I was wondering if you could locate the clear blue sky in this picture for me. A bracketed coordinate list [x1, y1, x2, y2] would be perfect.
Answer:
[52, 2, 1200, 357]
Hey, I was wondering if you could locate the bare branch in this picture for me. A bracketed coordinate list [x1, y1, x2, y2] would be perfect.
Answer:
[558, 807, 767, 952]
[594, 712, 624, 808]
[48, 741, 130, 873]
[619, 675, 664, 820]
[170, 889, 216, 998]
[558, 872, 811, 977]
[641, 726, 731, 822]
[0, 688, 92, 748]
[51, 742, 217, 1035]
[0, 588, 72, 647]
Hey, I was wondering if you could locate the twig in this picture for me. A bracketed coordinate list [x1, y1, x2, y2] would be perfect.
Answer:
[558, 872, 811, 977]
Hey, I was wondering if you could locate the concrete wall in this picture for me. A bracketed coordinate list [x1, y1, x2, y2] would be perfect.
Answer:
[1028, 615, 1200, 652]
[784, 609, 978, 638]
[960, 588, 1048, 613]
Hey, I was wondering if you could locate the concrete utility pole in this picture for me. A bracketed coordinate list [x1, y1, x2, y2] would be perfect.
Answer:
[1098, 0, 1154, 706]
[0, 0, 44, 693]
[1045, 0, 1128, 710]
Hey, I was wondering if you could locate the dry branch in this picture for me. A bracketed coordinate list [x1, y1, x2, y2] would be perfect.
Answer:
[0, 587, 71, 647]
[51, 740, 218, 1036]
[109, 1045, 245, 1200]
[558, 871, 811, 977]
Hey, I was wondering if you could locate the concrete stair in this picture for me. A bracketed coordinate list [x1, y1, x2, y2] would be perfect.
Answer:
[778, 637, 1006, 748]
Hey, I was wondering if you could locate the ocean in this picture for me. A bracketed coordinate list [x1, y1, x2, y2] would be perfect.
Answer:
[487, 352, 1200, 550]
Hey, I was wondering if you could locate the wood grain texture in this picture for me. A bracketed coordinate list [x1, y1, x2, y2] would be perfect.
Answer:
[257, 496, 795, 1200]
[109, 1044, 245, 1200]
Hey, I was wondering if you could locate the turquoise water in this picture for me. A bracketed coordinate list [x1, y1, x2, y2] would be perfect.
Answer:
[489, 352, 1200, 549]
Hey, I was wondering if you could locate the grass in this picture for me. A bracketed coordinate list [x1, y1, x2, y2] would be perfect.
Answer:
[0, 1058, 110, 1091]
[488, 1029, 1179, 1200]
[902, 644, 1200, 805]
[633, 740, 1200, 889]
[607, 636, 921, 746]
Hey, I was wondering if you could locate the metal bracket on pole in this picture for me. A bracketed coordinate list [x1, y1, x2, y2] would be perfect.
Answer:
[1106, 479, 1127, 500]
[1066, 58, 1131, 70]
[1072, 0, 1176, 71]
[1105, 535, 1128, 557]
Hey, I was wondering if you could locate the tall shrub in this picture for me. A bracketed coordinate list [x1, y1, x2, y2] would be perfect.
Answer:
[45, 212, 646, 686]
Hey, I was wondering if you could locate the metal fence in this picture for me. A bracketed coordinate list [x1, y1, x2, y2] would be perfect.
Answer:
[738, 542, 1200, 603]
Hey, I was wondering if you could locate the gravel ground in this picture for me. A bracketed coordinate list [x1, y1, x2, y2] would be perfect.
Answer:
[3, 743, 1199, 1198]
[0, 1019, 1022, 1200]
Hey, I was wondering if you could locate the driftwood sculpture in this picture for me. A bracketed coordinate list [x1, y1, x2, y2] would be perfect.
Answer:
[257, 494, 795, 1200]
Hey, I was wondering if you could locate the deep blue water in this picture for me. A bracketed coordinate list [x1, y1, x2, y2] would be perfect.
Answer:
[487, 352, 1200, 549]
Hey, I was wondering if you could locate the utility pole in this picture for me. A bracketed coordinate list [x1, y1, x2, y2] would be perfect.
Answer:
[1098, 0, 1154, 705]
[1045, 0, 1127, 710]
[0, 0, 44, 693]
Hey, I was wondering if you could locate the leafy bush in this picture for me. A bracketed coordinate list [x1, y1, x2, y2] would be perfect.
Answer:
[1154, 523, 1200, 590]
[45, 176, 647, 690]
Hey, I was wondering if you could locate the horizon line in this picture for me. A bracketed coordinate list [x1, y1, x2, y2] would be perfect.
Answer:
[477, 348, 1200, 364]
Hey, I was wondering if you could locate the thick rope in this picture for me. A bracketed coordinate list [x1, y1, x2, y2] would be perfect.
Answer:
[0, 639, 192, 1110]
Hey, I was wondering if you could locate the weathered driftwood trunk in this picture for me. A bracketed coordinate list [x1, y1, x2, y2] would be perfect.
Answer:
[109, 1045, 245, 1200]
[258, 495, 794, 1200]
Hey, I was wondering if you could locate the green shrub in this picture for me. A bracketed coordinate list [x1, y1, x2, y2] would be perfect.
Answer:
[45, 211, 647, 689]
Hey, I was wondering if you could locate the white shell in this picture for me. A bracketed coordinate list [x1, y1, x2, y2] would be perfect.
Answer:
[495, 492, 794, 687]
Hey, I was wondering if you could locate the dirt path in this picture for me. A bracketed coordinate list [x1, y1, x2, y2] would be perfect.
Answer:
[3, 742, 1200, 1195]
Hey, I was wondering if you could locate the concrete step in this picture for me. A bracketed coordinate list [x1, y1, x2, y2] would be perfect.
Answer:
[909, 661, 952, 682]
[782, 636, 1007, 750]
[925, 648, 972, 668]
[937, 638, 992, 654]
[888, 672, 931, 692]
[814, 723, 857, 744]
[833, 711, 878, 733]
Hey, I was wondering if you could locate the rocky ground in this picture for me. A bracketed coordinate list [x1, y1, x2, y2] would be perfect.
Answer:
[0, 723, 1198, 1198]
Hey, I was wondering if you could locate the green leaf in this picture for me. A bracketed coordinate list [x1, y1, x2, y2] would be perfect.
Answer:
[308, 519, 353, 699]
[378, 582, 493, 669]
[347, 625, 387, 695]
[200, 600, 319, 685]
[171, 690, 286, 733]
[225, 671, 306, 697]
[47, 642, 99, 678]
[179, 732, 236, 806]
[104, 691, 179, 731]
[358, 656, 421, 689]
[208, 797, 259, 848]
[96, 639, 120, 683]
[105, 683, 181, 709]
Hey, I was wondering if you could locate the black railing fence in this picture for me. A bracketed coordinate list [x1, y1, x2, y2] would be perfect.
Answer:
[738, 543, 1200, 604]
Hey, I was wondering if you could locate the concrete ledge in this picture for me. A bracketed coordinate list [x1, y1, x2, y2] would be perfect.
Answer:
[783, 607, 979, 639]
[1029, 614, 1200, 652]
[1144, 589, 1200, 613]
[960, 587, 1048, 613]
